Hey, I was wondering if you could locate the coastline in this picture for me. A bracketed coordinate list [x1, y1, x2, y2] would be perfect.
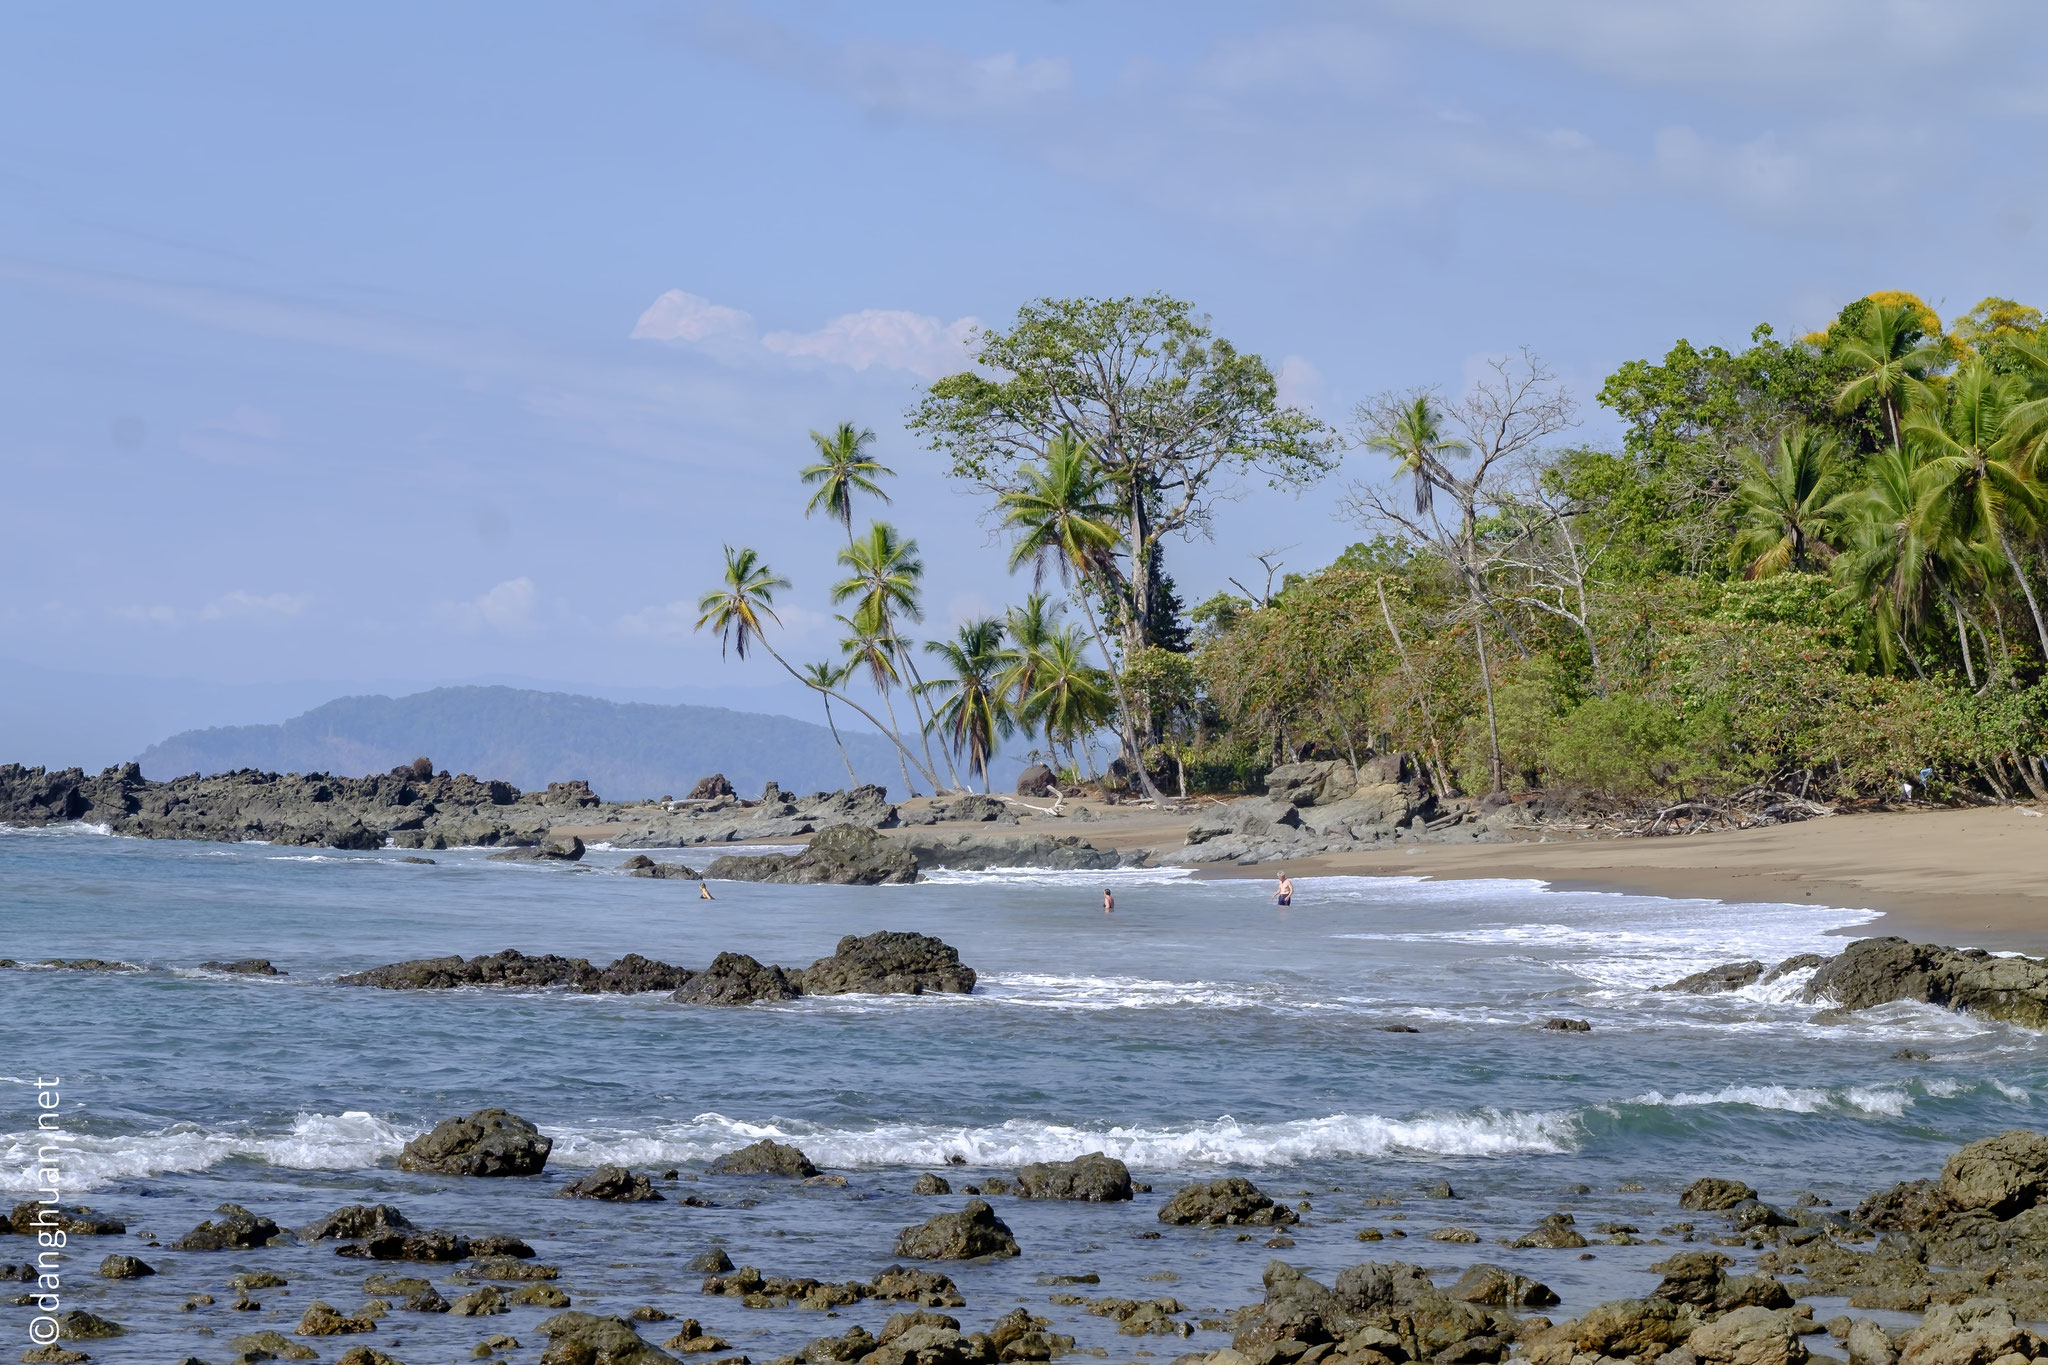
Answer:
[1187, 806, 2048, 955]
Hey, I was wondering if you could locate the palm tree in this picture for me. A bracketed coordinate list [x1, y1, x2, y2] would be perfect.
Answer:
[694, 544, 939, 792]
[919, 618, 1013, 792]
[1907, 359, 2048, 662]
[837, 613, 922, 798]
[1019, 627, 1116, 780]
[799, 659, 861, 786]
[1833, 301, 1945, 452]
[997, 435, 1166, 801]
[999, 593, 1062, 744]
[834, 522, 959, 789]
[800, 422, 893, 546]
[696, 545, 789, 659]
[1831, 448, 1978, 679]
[1730, 427, 1848, 578]
[1361, 393, 1466, 518]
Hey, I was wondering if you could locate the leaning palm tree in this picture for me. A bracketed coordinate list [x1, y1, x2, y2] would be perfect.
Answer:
[800, 422, 893, 546]
[1907, 359, 2048, 661]
[798, 659, 861, 786]
[1833, 301, 1946, 452]
[1361, 393, 1466, 519]
[837, 612, 921, 798]
[1832, 449, 1968, 679]
[918, 618, 1013, 792]
[1730, 427, 1848, 578]
[998, 593, 1062, 745]
[997, 435, 1165, 801]
[694, 544, 939, 792]
[834, 522, 959, 789]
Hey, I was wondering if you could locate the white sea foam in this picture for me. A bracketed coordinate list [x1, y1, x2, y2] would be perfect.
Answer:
[547, 1107, 1581, 1171]
[919, 866, 1197, 887]
[1628, 1083, 1914, 1117]
[0, 1111, 417, 1192]
[1993, 1079, 2032, 1101]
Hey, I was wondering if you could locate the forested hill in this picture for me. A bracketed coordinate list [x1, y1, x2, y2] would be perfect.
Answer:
[138, 685, 902, 800]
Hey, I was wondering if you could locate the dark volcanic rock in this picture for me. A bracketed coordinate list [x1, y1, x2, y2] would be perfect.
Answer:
[1450, 1263, 1558, 1308]
[1157, 1177, 1298, 1227]
[1681, 1177, 1760, 1211]
[1649, 1250, 1794, 1312]
[703, 823, 918, 885]
[1764, 953, 1829, 983]
[670, 952, 802, 1005]
[913, 1173, 952, 1196]
[707, 1139, 819, 1177]
[1806, 936, 2048, 1028]
[1661, 960, 1765, 993]
[488, 834, 585, 862]
[893, 1199, 1021, 1259]
[1542, 1017, 1593, 1031]
[620, 855, 701, 880]
[397, 1108, 552, 1177]
[302, 1203, 414, 1241]
[1232, 1258, 1518, 1364]
[96, 1253, 155, 1279]
[560, 1164, 664, 1201]
[1016, 763, 1057, 796]
[689, 774, 736, 800]
[338, 948, 690, 993]
[593, 953, 697, 993]
[6, 1202, 125, 1236]
[171, 1204, 281, 1250]
[335, 1228, 471, 1262]
[802, 931, 977, 996]
[899, 831, 1117, 871]
[539, 1308, 681, 1363]
[199, 957, 284, 975]
[1015, 1152, 1133, 1202]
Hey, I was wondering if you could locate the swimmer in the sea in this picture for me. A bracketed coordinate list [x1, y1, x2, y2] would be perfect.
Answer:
[1274, 872, 1293, 907]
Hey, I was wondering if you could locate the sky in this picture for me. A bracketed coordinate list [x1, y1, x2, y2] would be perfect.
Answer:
[4, 1, 2046, 752]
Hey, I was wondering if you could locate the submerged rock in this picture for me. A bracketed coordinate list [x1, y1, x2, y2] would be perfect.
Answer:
[397, 1108, 552, 1177]
[620, 855, 701, 879]
[199, 957, 284, 975]
[1661, 961, 1765, 993]
[560, 1164, 664, 1201]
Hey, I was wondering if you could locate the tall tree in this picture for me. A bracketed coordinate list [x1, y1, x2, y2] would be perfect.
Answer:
[919, 618, 1013, 792]
[910, 294, 1337, 662]
[1018, 626, 1116, 780]
[1833, 301, 1945, 452]
[798, 658, 861, 786]
[997, 434, 1166, 800]
[834, 522, 959, 789]
[800, 422, 893, 546]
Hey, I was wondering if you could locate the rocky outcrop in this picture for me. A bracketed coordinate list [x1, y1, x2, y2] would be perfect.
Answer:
[538, 1309, 681, 1363]
[689, 774, 735, 800]
[337, 949, 695, 994]
[1225, 1258, 1520, 1365]
[1806, 937, 2048, 1028]
[782, 1306, 1063, 1365]
[301, 1204, 413, 1241]
[707, 1140, 819, 1177]
[899, 831, 1117, 871]
[894, 1200, 1021, 1259]
[1015, 1152, 1133, 1202]
[1016, 764, 1057, 796]
[1157, 1177, 1298, 1227]
[397, 1109, 551, 1177]
[199, 957, 284, 975]
[803, 932, 978, 996]
[560, 1165, 664, 1201]
[671, 952, 802, 1005]
[701, 1264, 964, 1311]
[704, 823, 918, 884]
[1681, 1177, 1759, 1211]
[1449, 1264, 1557, 1309]
[6, 1203, 124, 1236]
[1662, 961, 1766, 993]
[488, 835, 585, 862]
[621, 855, 700, 879]
[171, 1204, 282, 1250]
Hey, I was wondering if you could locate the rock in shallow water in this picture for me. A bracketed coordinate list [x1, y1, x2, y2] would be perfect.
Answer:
[1156, 1177, 1298, 1227]
[397, 1108, 552, 1177]
[1014, 1151, 1133, 1202]
[560, 1164, 664, 1201]
[704, 823, 917, 885]
[707, 1139, 818, 1177]
[893, 1199, 1020, 1259]
[1805, 936, 2048, 1028]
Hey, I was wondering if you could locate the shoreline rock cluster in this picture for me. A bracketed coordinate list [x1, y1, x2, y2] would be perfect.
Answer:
[338, 931, 977, 1005]
[1661, 936, 2048, 1031]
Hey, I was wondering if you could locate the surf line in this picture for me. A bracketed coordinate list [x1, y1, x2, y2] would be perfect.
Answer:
[25, 1076, 64, 1349]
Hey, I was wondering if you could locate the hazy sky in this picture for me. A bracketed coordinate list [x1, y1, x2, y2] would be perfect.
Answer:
[6, 1, 2045, 708]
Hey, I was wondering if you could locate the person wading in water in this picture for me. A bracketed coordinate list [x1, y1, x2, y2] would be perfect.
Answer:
[1274, 872, 1293, 907]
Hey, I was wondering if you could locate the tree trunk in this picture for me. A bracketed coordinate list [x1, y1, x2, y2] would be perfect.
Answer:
[896, 646, 963, 791]
[1074, 583, 1167, 802]
[1376, 578, 1451, 798]
[822, 697, 859, 787]
[773, 646, 938, 794]
[1474, 615, 1504, 793]
[2011, 749, 2048, 802]
[1999, 531, 2048, 663]
[878, 686, 921, 797]
[1949, 594, 1978, 689]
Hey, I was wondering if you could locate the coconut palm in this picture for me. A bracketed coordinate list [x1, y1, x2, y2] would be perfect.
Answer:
[798, 658, 861, 786]
[919, 618, 1013, 792]
[1361, 393, 1466, 519]
[1833, 301, 1946, 452]
[800, 422, 893, 546]
[837, 613, 923, 797]
[996, 435, 1164, 801]
[1831, 448, 1989, 679]
[1019, 627, 1116, 779]
[694, 544, 937, 793]
[696, 545, 789, 660]
[834, 522, 959, 789]
[1730, 427, 1848, 578]
[1907, 359, 2048, 661]
[998, 593, 1062, 743]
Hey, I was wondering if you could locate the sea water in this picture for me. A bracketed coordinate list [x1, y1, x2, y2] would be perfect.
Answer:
[2, 827, 2041, 1360]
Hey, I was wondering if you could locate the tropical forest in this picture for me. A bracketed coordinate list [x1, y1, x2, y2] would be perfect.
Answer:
[697, 291, 2048, 815]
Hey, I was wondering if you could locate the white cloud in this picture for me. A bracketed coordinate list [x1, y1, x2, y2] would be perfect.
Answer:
[1275, 355, 1323, 412]
[200, 589, 310, 621]
[437, 577, 539, 634]
[630, 289, 757, 343]
[762, 310, 977, 379]
[617, 599, 697, 640]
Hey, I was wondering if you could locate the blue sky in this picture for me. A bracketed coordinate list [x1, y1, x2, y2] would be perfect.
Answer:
[4, 1, 2045, 743]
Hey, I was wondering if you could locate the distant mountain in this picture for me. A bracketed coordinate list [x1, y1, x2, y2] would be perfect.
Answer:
[137, 685, 907, 801]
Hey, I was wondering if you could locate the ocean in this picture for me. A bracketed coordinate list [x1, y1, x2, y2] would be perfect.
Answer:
[3, 826, 2039, 1360]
